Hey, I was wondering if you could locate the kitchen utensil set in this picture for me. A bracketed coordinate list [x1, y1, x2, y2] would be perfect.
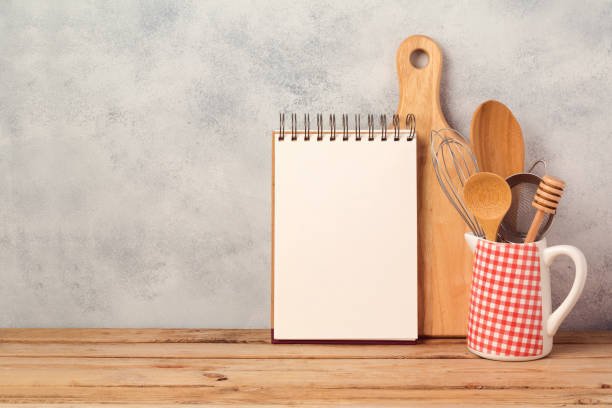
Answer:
[431, 101, 566, 243]
[460, 102, 578, 362]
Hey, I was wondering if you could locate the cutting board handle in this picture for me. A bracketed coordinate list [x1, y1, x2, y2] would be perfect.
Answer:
[396, 35, 448, 129]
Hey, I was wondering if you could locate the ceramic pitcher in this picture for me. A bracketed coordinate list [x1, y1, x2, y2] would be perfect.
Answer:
[464, 233, 587, 361]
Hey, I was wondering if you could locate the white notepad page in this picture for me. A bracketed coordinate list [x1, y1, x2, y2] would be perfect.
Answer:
[273, 132, 417, 340]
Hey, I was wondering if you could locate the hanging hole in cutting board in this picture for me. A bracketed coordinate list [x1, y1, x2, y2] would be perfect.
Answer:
[410, 49, 429, 69]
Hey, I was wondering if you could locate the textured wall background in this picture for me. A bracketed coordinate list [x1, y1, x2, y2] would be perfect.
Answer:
[0, 0, 610, 329]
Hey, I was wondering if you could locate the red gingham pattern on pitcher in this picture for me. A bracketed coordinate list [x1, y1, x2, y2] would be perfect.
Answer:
[467, 239, 543, 357]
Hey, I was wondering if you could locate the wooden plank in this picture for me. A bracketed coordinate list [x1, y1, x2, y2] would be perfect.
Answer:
[0, 329, 269, 344]
[0, 385, 610, 405]
[0, 331, 609, 405]
[554, 331, 612, 344]
[0, 329, 609, 344]
[0, 404, 607, 408]
[0, 342, 473, 359]
[0, 357, 610, 389]
[421, 331, 612, 345]
[18, 404, 587, 408]
[0, 342, 610, 360]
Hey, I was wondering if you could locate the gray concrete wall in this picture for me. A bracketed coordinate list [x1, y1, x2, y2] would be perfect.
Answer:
[0, 0, 610, 329]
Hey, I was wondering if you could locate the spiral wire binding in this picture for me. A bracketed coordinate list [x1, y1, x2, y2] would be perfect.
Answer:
[393, 114, 400, 141]
[278, 114, 417, 142]
[368, 114, 375, 141]
[406, 113, 416, 141]
[279, 113, 285, 141]
[342, 114, 349, 141]
[380, 114, 387, 141]
[291, 113, 297, 141]
[304, 113, 310, 141]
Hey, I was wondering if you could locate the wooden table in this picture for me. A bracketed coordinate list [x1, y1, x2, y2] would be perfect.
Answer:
[0, 329, 610, 406]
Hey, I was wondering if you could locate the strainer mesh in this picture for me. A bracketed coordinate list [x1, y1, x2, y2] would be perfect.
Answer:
[500, 180, 551, 242]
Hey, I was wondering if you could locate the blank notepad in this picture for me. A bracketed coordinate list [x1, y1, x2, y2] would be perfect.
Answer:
[272, 128, 417, 342]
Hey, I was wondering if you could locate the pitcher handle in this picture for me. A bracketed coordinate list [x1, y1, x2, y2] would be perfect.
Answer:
[542, 245, 587, 337]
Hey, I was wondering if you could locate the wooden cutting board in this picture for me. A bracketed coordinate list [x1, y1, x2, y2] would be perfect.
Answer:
[396, 35, 472, 337]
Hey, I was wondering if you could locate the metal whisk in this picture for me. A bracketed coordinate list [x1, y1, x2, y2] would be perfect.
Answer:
[431, 129, 484, 237]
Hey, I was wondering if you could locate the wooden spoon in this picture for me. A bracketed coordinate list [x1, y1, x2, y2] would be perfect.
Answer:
[463, 172, 512, 242]
[471, 100, 524, 179]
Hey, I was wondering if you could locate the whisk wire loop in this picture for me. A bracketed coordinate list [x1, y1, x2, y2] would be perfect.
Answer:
[431, 129, 484, 237]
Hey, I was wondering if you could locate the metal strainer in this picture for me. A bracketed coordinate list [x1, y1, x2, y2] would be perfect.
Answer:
[498, 160, 553, 243]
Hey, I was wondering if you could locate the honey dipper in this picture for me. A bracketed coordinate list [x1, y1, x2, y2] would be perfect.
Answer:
[524, 175, 566, 243]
